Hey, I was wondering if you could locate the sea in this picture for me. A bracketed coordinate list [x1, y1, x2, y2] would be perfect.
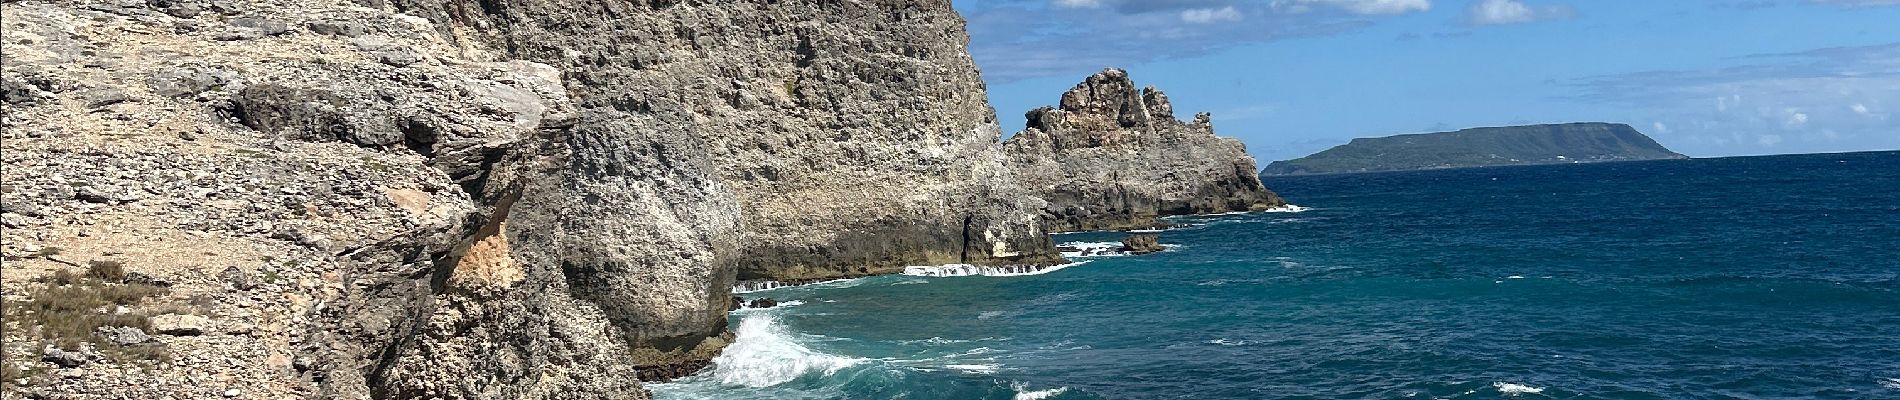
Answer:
[651, 151, 1900, 399]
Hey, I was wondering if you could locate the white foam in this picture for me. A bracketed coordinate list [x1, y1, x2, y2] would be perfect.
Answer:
[732, 280, 790, 293]
[733, 276, 874, 294]
[901, 261, 1090, 278]
[1058, 241, 1129, 258]
[806, 277, 868, 289]
[700, 315, 865, 387]
[896, 336, 970, 345]
[1261, 204, 1310, 213]
[1493, 382, 1544, 395]
[1882, 377, 1900, 389]
[1057, 241, 1180, 258]
[1207, 338, 1251, 346]
[1013, 384, 1070, 400]
[944, 364, 999, 374]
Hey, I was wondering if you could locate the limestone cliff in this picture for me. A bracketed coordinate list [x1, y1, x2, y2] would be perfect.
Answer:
[1, 0, 1053, 399]
[1004, 69, 1286, 232]
[373, 0, 1061, 282]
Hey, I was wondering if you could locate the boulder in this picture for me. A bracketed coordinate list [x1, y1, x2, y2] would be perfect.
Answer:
[1120, 233, 1165, 255]
[41, 345, 89, 368]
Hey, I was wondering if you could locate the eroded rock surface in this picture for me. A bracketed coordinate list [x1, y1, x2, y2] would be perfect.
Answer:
[3, 0, 1064, 398]
[368, 0, 1063, 282]
[2, 0, 733, 398]
[1005, 68, 1287, 232]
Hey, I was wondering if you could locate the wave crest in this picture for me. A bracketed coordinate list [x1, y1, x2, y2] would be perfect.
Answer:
[1493, 382, 1544, 395]
[902, 261, 1090, 277]
[701, 315, 865, 387]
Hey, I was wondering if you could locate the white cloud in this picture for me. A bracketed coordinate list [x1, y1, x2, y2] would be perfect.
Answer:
[1181, 6, 1244, 23]
[1466, 0, 1575, 25]
[1716, 94, 1743, 112]
[1785, 110, 1810, 126]
[1757, 134, 1784, 146]
[1652, 121, 1671, 134]
[1575, 43, 1900, 156]
[1272, 0, 1432, 15]
[1052, 0, 1103, 9]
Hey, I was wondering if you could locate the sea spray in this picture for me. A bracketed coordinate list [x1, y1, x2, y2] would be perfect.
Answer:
[732, 280, 789, 293]
[902, 261, 1091, 278]
[700, 315, 864, 387]
[1261, 204, 1309, 213]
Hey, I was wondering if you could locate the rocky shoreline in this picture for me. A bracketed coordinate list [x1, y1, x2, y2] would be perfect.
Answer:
[1, 1, 1283, 399]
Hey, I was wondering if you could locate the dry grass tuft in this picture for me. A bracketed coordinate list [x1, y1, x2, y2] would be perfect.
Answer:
[4, 263, 174, 375]
[85, 260, 125, 282]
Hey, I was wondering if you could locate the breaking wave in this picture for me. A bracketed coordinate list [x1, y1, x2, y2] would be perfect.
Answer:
[1057, 241, 1176, 258]
[1261, 204, 1310, 213]
[1056, 242, 1124, 257]
[1493, 382, 1544, 396]
[732, 280, 791, 294]
[901, 261, 1091, 277]
[695, 315, 865, 387]
[732, 277, 870, 294]
[1013, 384, 1070, 400]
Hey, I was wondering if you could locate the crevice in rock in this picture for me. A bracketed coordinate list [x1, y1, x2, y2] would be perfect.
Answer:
[959, 214, 974, 264]
[401, 118, 438, 157]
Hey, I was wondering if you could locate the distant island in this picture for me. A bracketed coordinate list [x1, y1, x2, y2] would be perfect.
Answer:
[1261, 122, 1687, 176]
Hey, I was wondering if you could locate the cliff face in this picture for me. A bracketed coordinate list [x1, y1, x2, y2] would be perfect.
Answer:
[379, 0, 1061, 282]
[1, 0, 1050, 399]
[1004, 69, 1286, 232]
[1262, 122, 1688, 175]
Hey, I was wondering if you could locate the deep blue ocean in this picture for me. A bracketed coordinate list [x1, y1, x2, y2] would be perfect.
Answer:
[652, 151, 1900, 400]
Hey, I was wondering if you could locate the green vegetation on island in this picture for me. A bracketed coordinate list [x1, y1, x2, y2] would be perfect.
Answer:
[1261, 122, 1686, 176]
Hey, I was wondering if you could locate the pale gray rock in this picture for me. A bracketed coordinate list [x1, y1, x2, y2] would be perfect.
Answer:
[43, 345, 90, 368]
[96, 326, 154, 346]
[149, 314, 210, 336]
[1005, 68, 1287, 232]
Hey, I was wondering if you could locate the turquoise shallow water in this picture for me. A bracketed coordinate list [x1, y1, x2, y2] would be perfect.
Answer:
[652, 151, 1900, 399]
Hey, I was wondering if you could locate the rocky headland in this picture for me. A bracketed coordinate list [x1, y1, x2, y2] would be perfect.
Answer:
[1004, 69, 1286, 232]
[0, 0, 1055, 398]
[1, 1, 1281, 399]
[1261, 122, 1688, 175]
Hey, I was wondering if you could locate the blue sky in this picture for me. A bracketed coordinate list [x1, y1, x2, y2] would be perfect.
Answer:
[952, 0, 1900, 162]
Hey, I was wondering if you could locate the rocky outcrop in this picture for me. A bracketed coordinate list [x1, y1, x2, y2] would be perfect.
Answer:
[1261, 122, 1689, 175]
[3, 0, 1064, 398]
[1119, 233, 1164, 255]
[1004, 69, 1286, 232]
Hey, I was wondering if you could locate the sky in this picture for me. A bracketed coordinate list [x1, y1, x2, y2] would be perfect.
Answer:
[951, 0, 1900, 162]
